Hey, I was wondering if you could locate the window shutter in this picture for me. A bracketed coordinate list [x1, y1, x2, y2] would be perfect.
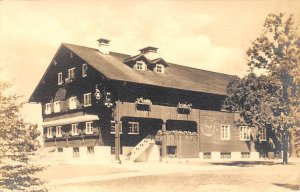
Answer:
[60, 101, 64, 111]
[76, 97, 80, 108]
[51, 103, 54, 113]
[65, 99, 69, 110]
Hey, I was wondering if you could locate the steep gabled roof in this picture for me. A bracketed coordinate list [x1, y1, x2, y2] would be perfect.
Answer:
[29, 43, 233, 102]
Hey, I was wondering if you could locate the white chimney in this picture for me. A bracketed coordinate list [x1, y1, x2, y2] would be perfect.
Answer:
[139, 46, 159, 60]
[97, 38, 110, 54]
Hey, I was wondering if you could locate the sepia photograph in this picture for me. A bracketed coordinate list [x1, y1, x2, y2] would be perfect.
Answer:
[0, 0, 300, 191]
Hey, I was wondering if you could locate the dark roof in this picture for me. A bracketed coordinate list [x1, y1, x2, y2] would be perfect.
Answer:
[63, 43, 233, 95]
[29, 43, 233, 102]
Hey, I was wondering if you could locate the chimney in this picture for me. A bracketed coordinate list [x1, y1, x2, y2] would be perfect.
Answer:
[97, 38, 110, 54]
[139, 46, 159, 60]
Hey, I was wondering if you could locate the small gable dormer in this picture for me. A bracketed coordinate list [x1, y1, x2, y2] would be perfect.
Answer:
[124, 46, 169, 74]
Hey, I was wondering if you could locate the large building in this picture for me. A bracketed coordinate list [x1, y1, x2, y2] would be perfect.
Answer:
[29, 39, 262, 163]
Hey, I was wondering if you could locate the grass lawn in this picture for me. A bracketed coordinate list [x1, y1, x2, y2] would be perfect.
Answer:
[42, 160, 300, 192]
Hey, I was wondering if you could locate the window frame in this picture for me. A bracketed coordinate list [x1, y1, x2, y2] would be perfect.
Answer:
[136, 61, 146, 71]
[82, 63, 88, 77]
[69, 97, 77, 110]
[56, 126, 62, 137]
[128, 122, 139, 134]
[155, 64, 164, 73]
[110, 121, 122, 134]
[260, 127, 267, 141]
[221, 124, 230, 140]
[54, 101, 61, 113]
[58, 72, 63, 85]
[71, 124, 78, 136]
[83, 93, 92, 107]
[73, 147, 80, 158]
[46, 127, 53, 138]
[85, 121, 93, 134]
[240, 126, 251, 141]
[68, 67, 75, 79]
[45, 103, 52, 114]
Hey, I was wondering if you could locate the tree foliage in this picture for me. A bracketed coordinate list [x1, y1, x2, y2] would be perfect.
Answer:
[226, 13, 300, 162]
[0, 82, 47, 192]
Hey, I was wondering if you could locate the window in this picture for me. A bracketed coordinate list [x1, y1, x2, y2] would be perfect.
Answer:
[69, 97, 77, 110]
[45, 103, 52, 114]
[111, 147, 115, 154]
[82, 64, 88, 77]
[84, 93, 92, 107]
[58, 72, 63, 85]
[46, 127, 53, 138]
[86, 122, 93, 134]
[87, 146, 94, 155]
[260, 127, 267, 141]
[56, 126, 62, 137]
[71, 124, 78, 136]
[155, 64, 164, 73]
[221, 125, 230, 140]
[57, 148, 63, 153]
[203, 152, 211, 159]
[221, 152, 231, 159]
[136, 61, 146, 71]
[54, 101, 61, 113]
[240, 126, 251, 141]
[110, 121, 122, 134]
[128, 122, 139, 134]
[68, 68, 75, 79]
[73, 147, 79, 158]
[241, 152, 250, 158]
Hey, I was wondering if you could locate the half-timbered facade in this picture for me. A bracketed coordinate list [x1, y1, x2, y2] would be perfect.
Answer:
[29, 39, 260, 163]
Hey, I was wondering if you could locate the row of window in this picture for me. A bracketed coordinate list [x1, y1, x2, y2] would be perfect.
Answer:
[45, 93, 91, 114]
[46, 121, 93, 138]
[57, 147, 94, 158]
[203, 152, 251, 159]
[57, 64, 88, 85]
[220, 125, 266, 141]
[135, 61, 165, 73]
[110, 121, 139, 134]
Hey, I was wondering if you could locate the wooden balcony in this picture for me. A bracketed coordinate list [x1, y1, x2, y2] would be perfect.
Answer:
[115, 101, 201, 122]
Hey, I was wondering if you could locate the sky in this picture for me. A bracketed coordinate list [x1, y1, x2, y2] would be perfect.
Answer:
[0, 0, 300, 124]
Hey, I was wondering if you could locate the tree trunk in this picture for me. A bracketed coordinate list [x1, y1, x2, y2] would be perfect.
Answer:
[289, 128, 297, 158]
[282, 131, 289, 164]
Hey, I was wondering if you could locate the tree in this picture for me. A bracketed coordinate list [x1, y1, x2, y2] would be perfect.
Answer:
[0, 82, 47, 191]
[226, 13, 300, 164]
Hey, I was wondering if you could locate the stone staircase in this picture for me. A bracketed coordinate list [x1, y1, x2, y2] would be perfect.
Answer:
[125, 138, 156, 162]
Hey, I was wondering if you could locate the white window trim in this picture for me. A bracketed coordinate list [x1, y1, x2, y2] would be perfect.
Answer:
[47, 127, 53, 138]
[54, 101, 61, 113]
[68, 67, 75, 79]
[45, 103, 52, 114]
[155, 64, 164, 74]
[135, 61, 146, 71]
[56, 126, 62, 137]
[85, 121, 93, 134]
[128, 122, 139, 134]
[71, 124, 78, 136]
[110, 121, 122, 134]
[69, 97, 77, 110]
[58, 72, 63, 85]
[240, 126, 251, 141]
[260, 127, 267, 141]
[221, 124, 230, 140]
[84, 93, 92, 107]
[82, 63, 88, 77]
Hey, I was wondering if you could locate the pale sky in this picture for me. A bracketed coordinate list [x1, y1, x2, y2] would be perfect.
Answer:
[0, 0, 299, 124]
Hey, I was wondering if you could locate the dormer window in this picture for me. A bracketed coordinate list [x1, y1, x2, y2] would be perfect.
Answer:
[135, 61, 146, 71]
[155, 64, 164, 74]
[82, 64, 88, 77]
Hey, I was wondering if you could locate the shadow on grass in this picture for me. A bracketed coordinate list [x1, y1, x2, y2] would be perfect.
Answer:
[273, 183, 300, 191]
[209, 161, 295, 167]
